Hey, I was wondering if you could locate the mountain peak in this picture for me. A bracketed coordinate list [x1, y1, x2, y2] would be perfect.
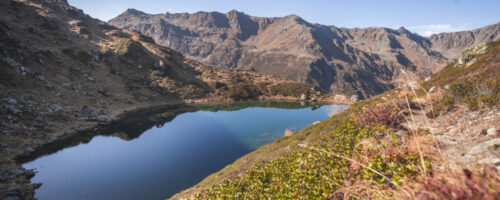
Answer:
[397, 26, 410, 35]
[123, 8, 146, 16]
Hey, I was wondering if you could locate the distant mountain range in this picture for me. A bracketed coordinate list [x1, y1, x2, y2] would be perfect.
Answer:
[109, 9, 500, 98]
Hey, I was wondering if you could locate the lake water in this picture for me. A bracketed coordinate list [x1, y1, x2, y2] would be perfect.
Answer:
[23, 102, 346, 200]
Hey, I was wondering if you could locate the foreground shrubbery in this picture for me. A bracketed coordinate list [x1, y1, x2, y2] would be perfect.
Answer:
[195, 119, 426, 199]
[356, 105, 405, 128]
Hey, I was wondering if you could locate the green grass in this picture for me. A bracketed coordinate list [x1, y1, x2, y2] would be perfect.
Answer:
[195, 119, 426, 199]
[424, 41, 500, 115]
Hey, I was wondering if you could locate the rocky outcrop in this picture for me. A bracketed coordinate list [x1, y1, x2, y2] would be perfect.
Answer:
[109, 9, 499, 99]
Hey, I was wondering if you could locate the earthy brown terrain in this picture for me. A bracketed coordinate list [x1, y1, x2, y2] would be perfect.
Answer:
[172, 41, 500, 200]
[0, 0, 342, 199]
[109, 9, 500, 98]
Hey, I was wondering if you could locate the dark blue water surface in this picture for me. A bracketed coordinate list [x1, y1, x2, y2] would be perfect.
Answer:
[23, 103, 346, 200]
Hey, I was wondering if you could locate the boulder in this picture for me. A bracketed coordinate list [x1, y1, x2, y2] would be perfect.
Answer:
[300, 93, 308, 101]
[350, 95, 358, 102]
[487, 127, 498, 136]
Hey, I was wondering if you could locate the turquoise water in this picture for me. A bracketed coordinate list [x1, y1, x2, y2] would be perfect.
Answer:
[23, 103, 346, 200]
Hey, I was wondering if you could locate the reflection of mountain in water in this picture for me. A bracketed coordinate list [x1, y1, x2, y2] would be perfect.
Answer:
[19, 102, 337, 163]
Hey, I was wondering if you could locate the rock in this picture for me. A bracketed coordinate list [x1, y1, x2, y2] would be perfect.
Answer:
[152, 70, 164, 76]
[62, 82, 72, 88]
[35, 74, 45, 81]
[424, 77, 431, 81]
[9, 169, 24, 177]
[97, 115, 109, 122]
[98, 86, 112, 96]
[6, 98, 17, 104]
[46, 83, 54, 90]
[24, 147, 34, 153]
[75, 105, 97, 121]
[154, 60, 165, 69]
[77, 27, 90, 35]
[350, 95, 358, 102]
[311, 97, 316, 102]
[487, 128, 497, 136]
[83, 73, 94, 81]
[19, 66, 31, 76]
[4, 196, 20, 200]
[300, 93, 308, 101]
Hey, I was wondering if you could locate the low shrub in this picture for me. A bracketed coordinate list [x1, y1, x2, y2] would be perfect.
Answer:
[356, 105, 405, 128]
[414, 168, 500, 200]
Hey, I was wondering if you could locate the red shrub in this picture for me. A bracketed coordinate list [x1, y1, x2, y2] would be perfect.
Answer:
[356, 105, 405, 128]
[414, 168, 500, 200]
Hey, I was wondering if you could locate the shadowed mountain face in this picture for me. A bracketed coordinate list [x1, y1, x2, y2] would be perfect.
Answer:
[109, 9, 500, 98]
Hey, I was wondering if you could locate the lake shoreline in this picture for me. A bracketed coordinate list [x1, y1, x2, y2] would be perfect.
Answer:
[3, 95, 350, 199]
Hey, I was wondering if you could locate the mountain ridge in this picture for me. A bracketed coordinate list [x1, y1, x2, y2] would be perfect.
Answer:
[109, 9, 500, 98]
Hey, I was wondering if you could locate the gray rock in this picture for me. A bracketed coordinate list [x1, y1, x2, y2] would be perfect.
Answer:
[487, 128, 497, 136]
[98, 86, 112, 96]
[62, 82, 72, 88]
[24, 147, 34, 153]
[97, 115, 109, 122]
[6, 98, 17, 104]
[46, 83, 54, 90]
[76, 105, 97, 121]
[19, 66, 31, 76]
[152, 70, 164, 76]
[36, 74, 45, 81]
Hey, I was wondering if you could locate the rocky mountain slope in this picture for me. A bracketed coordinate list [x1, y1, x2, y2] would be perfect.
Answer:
[0, 1, 337, 199]
[173, 41, 500, 200]
[109, 9, 500, 98]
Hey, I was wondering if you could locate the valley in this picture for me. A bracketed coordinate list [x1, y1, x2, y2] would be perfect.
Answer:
[0, 0, 498, 199]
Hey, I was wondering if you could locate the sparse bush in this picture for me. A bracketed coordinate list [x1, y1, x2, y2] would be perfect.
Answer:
[414, 168, 500, 200]
[356, 105, 405, 128]
[270, 83, 313, 97]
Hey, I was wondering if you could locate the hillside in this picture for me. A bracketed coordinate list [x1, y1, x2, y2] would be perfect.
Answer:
[0, 0, 338, 199]
[172, 41, 500, 199]
[109, 9, 500, 98]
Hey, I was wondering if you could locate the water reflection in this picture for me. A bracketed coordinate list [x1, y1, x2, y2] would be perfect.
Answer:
[22, 102, 346, 200]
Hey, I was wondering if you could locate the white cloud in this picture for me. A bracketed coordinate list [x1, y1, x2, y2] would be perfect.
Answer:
[407, 24, 470, 36]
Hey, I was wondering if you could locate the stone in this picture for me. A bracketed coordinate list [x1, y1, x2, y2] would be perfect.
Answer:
[24, 147, 34, 153]
[487, 128, 497, 136]
[97, 115, 109, 122]
[98, 86, 112, 96]
[154, 60, 165, 69]
[152, 70, 164, 76]
[350, 95, 358, 102]
[46, 83, 54, 90]
[62, 82, 72, 88]
[300, 93, 308, 101]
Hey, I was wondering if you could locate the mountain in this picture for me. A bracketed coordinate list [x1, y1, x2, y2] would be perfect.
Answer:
[0, 1, 335, 199]
[109, 9, 500, 98]
[172, 41, 500, 200]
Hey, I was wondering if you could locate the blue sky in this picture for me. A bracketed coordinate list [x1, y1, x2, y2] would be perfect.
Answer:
[69, 0, 500, 36]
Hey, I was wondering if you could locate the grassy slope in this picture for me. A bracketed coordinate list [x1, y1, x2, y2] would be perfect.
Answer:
[172, 41, 500, 199]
